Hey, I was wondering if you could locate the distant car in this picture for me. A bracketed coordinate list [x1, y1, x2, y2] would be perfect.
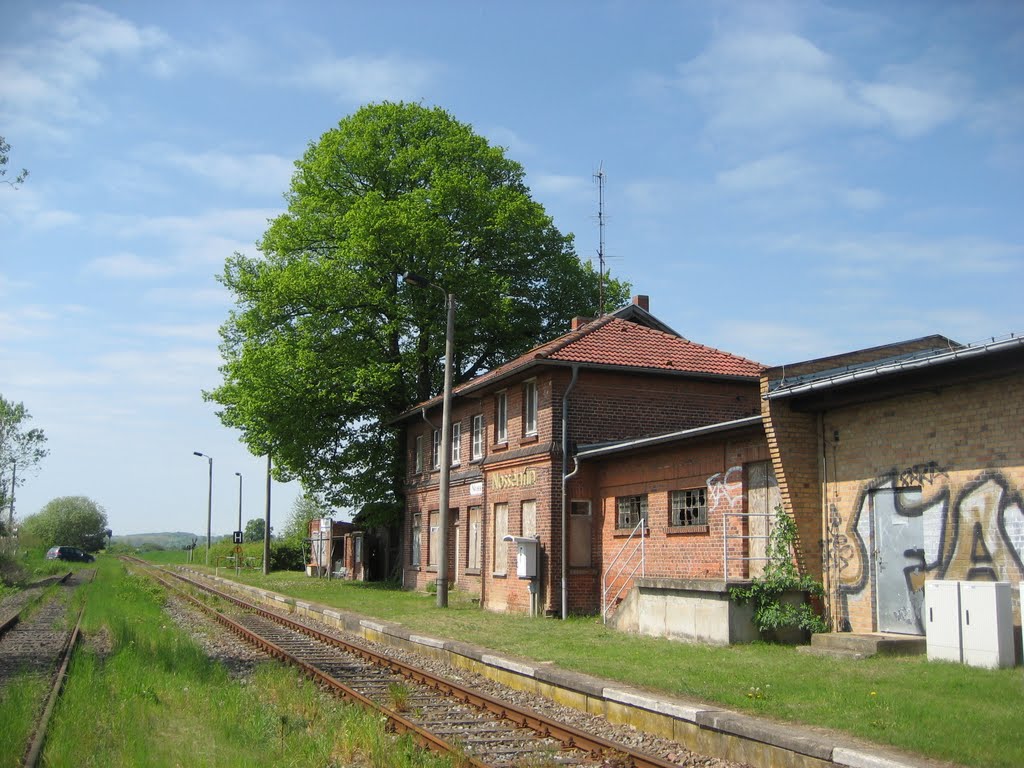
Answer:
[45, 546, 95, 563]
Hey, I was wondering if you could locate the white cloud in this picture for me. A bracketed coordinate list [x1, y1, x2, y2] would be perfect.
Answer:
[86, 252, 174, 280]
[0, 4, 175, 137]
[131, 322, 222, 341]
[669, 28, 967, 148]
[530, 173, 591, 199]
[839, 187, 886, 211]
[165, 150, 295, 197]
[716, 152, 817, 191]
[288, 54, 439, 102]
[485, 126, 536, 157]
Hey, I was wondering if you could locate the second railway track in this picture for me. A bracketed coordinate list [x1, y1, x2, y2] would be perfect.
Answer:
[133, 560, 706, 768]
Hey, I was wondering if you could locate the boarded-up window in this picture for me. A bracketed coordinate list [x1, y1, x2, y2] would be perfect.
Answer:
[569, 500, 592, 567]
[411, 513, 421, 567]
[522, 499, 537, 537]
[468, 506, 482, 570]
[428, 511, 439, 567]
[746, 461, 780, 579]
[493, 502, 508, 575]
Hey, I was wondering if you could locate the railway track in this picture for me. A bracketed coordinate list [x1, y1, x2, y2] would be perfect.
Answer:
[134, 560, 691, 768]
[0, 570, 89, 768]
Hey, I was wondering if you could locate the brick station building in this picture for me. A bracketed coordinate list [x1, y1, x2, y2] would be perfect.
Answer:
[397, 297, 774, 620]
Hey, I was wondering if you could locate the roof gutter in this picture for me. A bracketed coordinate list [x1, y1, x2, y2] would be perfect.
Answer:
[766, 334, 1023, 400]
[575, 415, 763, 460]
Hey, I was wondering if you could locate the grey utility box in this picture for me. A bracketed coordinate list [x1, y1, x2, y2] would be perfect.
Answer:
[504, 535, 539, 579]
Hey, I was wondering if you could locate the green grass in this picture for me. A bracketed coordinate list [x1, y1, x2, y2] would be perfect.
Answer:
[189, 565, 1024, 768]
[29, 558, 452, 768]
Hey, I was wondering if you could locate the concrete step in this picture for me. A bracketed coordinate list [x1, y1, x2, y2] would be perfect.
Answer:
[796, 644, 867, 661]
[808, 632, 926, 658]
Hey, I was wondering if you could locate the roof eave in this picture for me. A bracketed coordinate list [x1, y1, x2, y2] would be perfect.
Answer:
[576, 415, 764, 459]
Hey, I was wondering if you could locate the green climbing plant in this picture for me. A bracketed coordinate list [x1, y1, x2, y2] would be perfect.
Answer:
[730, 505, 829, 636]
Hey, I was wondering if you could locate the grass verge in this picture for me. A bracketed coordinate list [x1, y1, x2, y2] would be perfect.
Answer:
[35, 557, 452, 768]
[193, 564, 1023, 768]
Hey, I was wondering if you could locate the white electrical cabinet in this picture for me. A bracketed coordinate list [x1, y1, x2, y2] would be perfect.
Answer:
[960, 581, 1014, 669]
[925, 580, 963, 663]
[924, 580, 1015, 669]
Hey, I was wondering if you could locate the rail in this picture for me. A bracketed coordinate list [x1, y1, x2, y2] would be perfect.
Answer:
[601, 517, 646, 623]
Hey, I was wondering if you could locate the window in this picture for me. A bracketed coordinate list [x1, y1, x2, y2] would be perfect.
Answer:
[670, 488, 707, 528]
[471, 415, 484, 460]
[493, 502, 508, 574]
[616, 494, 648, 529]
[354, 534, 363, 564]
[414, 435, 423, 473]
[468, 506, 482, 570]
[523, 380, 537, 436]
[495, 391, 508, 443]
[411, 514, 421, 567]
[521, 499, 537, 537]
[450, 422, 461, 465]
[428, 511, 439, 567]
[432, 429, 440, 470]
[569, 500, 592, 567]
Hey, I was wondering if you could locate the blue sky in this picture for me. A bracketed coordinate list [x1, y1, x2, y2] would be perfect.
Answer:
[1, 1, 1021, 536]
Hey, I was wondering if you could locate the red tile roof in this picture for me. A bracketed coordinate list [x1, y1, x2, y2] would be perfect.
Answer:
[547, 317, 764, 377]
[397, 311, 763, 419]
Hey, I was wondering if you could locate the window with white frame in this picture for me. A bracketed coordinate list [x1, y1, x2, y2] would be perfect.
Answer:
[451, 422, 461, 466]
[414, 435, 423, 473]
[428, 510, 439, 567]
[468, 506, 482, 570]
[616, 494, 648, 530]
[411, 513, 421, 567]
[670, 488, 707, 528]
[523, 380, 537, 436]
[471, 415, 484, 460]
[492, 502, 508, 575]
[495, 391, 508, 443]
[432, 429, 440, 470]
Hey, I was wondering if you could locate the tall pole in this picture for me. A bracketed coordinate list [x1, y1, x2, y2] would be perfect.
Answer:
[235, 472, 243, 535]
[263, 454, 271, 575]
[436, 291, 456, 608]
[194, 452, 213, 565]
[7, 460, 15, 534]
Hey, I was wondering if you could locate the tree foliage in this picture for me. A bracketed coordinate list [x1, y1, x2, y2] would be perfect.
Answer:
[0, 136, 29, 188]
[0, 396, 49, 516]
[243, 517, 266, 543]
[281, 492, 330, 543]
[20, 496, 109, 551]
[207, 102, 627, 516]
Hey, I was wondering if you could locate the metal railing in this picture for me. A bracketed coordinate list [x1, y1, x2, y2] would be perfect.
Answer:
[722, 510, 772, 582]
[601, 517, 646, 623]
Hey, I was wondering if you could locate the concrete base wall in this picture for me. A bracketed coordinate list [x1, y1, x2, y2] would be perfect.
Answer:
[610, 578, 759, 645]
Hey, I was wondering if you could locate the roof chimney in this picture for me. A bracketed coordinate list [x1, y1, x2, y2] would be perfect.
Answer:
[571, 316, 593, 330]
[632, 295, 650, 311]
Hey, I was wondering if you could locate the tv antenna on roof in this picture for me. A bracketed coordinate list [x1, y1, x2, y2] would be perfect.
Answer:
[594, 162, 606, 315]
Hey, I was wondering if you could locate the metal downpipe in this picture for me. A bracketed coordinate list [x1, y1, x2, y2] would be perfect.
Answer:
[561, 364, 580, 620]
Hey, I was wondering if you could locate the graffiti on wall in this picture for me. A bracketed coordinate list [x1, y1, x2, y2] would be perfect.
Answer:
[707, 466, 744, 512]
[833, 467, 1024, 631]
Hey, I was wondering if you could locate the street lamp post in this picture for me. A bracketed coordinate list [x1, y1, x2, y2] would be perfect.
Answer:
[234, 472, 243, 538]
[403, 271, 455, 609]
[193, 451, 213, 565]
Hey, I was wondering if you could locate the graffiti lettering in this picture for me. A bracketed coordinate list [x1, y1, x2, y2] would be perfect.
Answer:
[897, 461, 948, 487]
[837, 470, 1024, 632]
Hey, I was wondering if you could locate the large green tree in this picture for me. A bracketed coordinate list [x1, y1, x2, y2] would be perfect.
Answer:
[21, 496, 109, 551]
[0, 396, 48, 525]
[207, 103, 627, 519]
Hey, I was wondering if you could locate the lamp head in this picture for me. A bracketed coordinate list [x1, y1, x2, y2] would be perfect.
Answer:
[402, 270, 430, 288]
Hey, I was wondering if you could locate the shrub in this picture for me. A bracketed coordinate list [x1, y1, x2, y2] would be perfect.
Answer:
[730, 506, 829, 636]
[270, 540, 304, 571]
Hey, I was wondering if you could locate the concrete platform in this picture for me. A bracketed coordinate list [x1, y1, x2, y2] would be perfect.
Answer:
[184, 569, 959, 768]
[797, 633, 927, 660]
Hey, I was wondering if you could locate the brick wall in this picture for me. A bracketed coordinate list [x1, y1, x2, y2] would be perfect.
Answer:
[820, 371, 1024, 633]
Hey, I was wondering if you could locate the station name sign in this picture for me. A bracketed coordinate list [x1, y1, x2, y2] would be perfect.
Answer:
[489, 468, 538, 491]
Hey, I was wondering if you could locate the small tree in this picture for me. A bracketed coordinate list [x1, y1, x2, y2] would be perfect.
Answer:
[21, 496, 109, 551]
[0, 396, 49, 527]
[281, 492, 329, 543]
[0, 136, 29, 188]
[243, 517, 266, 543]
[730, 506, 828, 637]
